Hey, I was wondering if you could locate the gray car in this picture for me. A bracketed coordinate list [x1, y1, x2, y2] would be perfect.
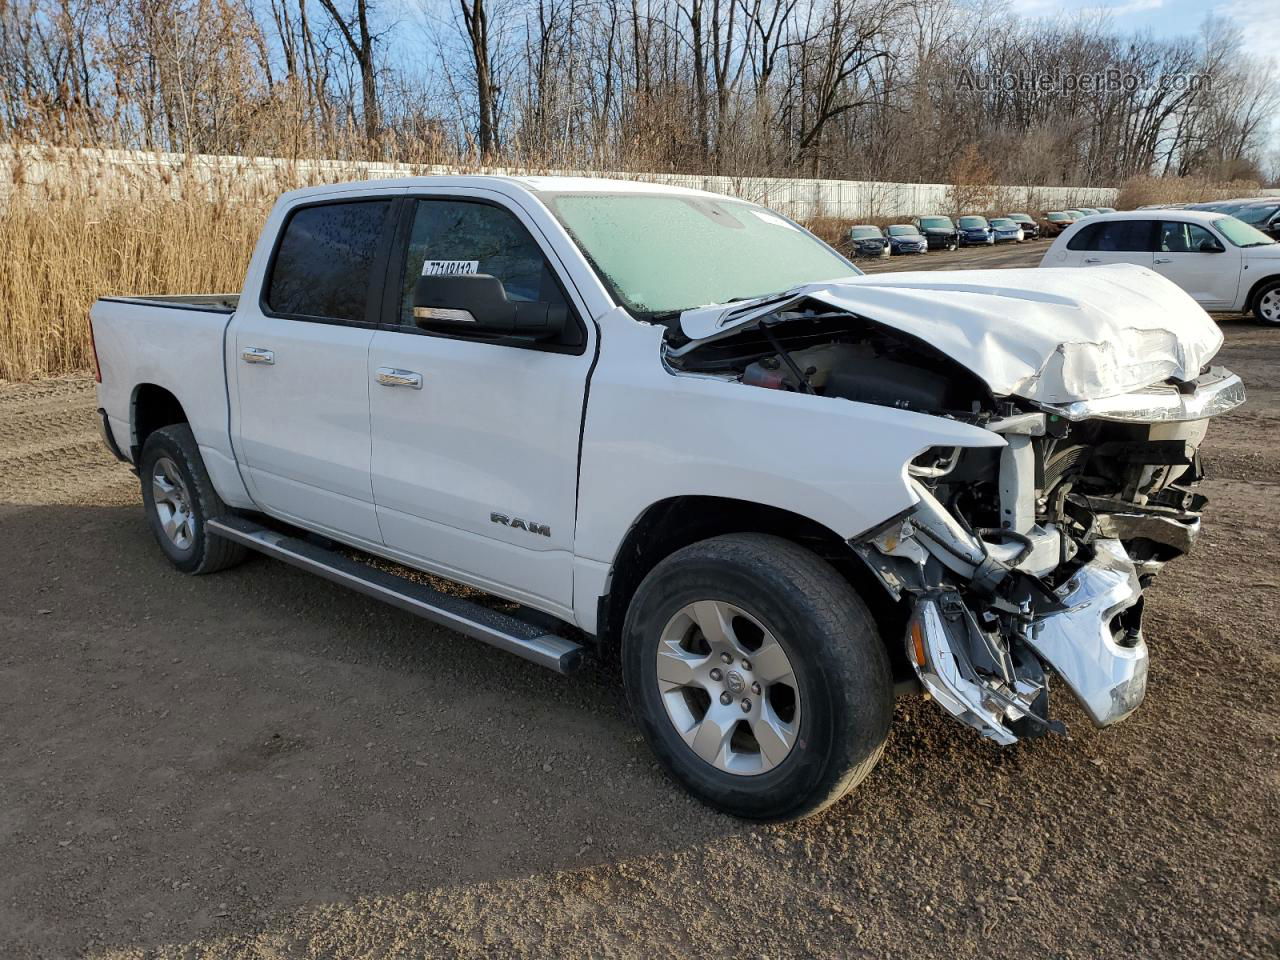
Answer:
[848, 224, 890, 259]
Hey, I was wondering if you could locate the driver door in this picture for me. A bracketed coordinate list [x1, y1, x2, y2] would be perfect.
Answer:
[366, 195, 595, 616]
[1153, 220, 1240, 309]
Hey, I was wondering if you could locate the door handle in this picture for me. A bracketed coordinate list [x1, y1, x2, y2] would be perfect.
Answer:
[241, 347, 274, 365]
[376, 367, 423, 389]
[1154, 257, 1172, 264]
[1083, 257, 1101, 264]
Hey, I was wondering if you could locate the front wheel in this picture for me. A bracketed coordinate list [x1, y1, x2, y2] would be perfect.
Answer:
[1253, 279, 1280, 325]
[622, 534, 893, 821]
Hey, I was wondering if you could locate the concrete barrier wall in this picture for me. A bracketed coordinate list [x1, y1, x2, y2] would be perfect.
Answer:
[0, 145, 1120, 218]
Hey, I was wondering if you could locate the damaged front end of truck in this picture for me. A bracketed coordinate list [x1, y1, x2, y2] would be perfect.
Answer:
[666, 266, 1245, 744]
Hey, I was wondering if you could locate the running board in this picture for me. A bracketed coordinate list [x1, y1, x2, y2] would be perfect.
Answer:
[206, 516, 583, 674]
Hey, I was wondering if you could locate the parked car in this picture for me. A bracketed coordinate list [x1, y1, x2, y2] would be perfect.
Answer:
[1075, 208, 1100, 219]
[1006, 213, 1040, 240]
[1234, 200, 1280, 241]
[885, 223, 929, 255]
[912, 215, 960, 251]
[90, 176, 1245, 822]
[1040, 209, 1280, 323]
[989, 217, 1024, 243]
[1043, 211, 1077, 235]
[1095, 207, 1116, 214]
[848, 224, 890, 259]
[956, 215, 995, 246]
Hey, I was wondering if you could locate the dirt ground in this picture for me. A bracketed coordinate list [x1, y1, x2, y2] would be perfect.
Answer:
[1, 240, 1276, 959]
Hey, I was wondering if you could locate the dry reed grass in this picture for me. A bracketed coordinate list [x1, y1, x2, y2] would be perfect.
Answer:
[0, 191, 269, 380]
[0, 151, 385, 381]
[1115, 175, 1262, 210]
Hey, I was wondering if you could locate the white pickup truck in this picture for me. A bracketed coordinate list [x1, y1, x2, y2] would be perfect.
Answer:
[92, 176, 1245, 821]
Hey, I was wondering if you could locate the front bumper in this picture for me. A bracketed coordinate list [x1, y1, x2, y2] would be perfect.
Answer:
[1024, 540, 1148, 726]
[906, 538, 1148, 742]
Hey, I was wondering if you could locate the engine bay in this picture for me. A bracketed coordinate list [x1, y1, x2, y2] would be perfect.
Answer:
[668, 307, 1230, 743]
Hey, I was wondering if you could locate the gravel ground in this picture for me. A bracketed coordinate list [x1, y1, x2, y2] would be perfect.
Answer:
[1, 242, 1276, 959]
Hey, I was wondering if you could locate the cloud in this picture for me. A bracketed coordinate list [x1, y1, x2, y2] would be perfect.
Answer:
[1215, 0, 1280, 66]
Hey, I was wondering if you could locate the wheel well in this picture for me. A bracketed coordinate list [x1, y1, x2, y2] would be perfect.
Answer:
[131, 384, 188, 461]
[1245, 274, 1280, 312]
[595, 496, 909, 671]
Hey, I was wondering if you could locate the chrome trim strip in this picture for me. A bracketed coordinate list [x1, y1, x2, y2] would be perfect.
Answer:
[1039, 371, 1245, 423]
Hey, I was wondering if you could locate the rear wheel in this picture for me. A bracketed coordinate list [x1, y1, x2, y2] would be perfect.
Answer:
[139, 424, 247, 575]
[1252, 279, 1280, 325]
[622, 534, 893, 821]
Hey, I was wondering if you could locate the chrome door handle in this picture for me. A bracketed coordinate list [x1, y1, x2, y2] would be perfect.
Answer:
[1154, 257, 1172, 264]
[241, 347, 274, 365]
[1083, 257, 1101, 264]
[376, 367, 422, 389]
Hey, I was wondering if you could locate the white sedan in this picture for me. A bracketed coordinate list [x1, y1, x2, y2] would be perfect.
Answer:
[1039, 209, 1280, 324]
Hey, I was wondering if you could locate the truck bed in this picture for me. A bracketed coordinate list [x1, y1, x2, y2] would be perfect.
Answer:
[91, 293, 246, 505]
[97, 293, 240, 314]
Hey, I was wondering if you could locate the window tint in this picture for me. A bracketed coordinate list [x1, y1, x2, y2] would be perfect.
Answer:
[1067, 220, 1152, 252]
[266, 200, 391, 322]
[1159, 221, 1219, 253]
[399, 199, 567, 324]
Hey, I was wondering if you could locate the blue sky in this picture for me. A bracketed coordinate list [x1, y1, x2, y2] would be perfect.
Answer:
[1006, 0, 1280, 65]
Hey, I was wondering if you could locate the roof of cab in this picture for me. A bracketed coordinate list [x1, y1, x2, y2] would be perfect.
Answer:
[277, 174, 731, 205]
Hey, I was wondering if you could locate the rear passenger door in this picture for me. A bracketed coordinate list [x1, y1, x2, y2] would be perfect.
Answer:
[366, 195, 595, 616]
[231, 195, 398, 544]
[1060, 219, 1155, 269]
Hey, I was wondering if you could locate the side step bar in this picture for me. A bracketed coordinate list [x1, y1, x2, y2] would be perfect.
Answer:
[207, 516, 584, 674]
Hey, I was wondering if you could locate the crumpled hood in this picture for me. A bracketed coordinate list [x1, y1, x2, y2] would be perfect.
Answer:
[677, 264, 1223, 404]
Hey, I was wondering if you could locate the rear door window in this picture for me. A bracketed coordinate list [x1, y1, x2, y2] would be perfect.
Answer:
[266, 200, 392, 323]
[1068, 220, 1153, 251]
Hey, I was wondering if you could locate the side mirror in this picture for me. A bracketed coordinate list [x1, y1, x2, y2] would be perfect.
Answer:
[1197, 239, 1224, 253]
[413, 274, 567, 340]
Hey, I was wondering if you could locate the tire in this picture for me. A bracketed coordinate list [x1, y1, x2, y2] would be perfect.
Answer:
[139, 424, 248, 575]
[1252, 279, 1280, 325]
[621, 534, 893, 821]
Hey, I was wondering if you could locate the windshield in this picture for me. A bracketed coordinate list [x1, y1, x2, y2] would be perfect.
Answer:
[1008, 213, 1031, 222]
[958, 216, 987, 229]
[545, 193, 860, 317]
[1047, 212, 1070, 222]
[849, 226, 881, 239]
[887, 225, 918, 236]
[918, 216, 953, 229]
[1235, 204, 1279, 226]
[990, 219, 1015, 228]
[1215, 215, 1276, 248]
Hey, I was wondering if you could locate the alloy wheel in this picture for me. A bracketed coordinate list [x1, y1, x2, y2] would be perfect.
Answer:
[151, 456, 195, 550]
[655, 600, 802, 776]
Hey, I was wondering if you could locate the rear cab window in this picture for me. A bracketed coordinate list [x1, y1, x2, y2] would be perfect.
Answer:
[265, 200, 393, 323]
